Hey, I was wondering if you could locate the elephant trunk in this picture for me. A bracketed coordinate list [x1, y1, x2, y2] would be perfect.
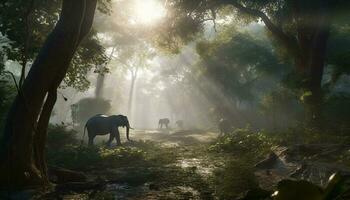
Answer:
[126, 122, 130, 141]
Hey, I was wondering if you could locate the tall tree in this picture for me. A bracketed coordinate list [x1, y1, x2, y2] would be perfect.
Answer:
[0, 0, 98, 189]
[160, 0, 349, 125]
[116, 44, 154, 116]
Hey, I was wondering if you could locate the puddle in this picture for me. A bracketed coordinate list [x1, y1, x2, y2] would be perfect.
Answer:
[164, 186, 201, 199]
[177, 158, 214, 176]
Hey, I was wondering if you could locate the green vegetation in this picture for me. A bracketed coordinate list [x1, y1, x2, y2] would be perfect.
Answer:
[0, 0, 349, 198]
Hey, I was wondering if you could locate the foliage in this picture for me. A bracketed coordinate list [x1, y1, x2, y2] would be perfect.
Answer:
[197, 32, 290, 103]
[212, 159, 259, 199]
[47, 144, 143, 170]
[327, 25, 350, 84]
[323, 92, 350, 131]
[209, 128, 274, 160]
[71, 97, 112, 126]
[0, 78, 16, 134]
[47, 124, 79, 149]
[0, 0, 108, 91]
[159, 0, 350, 127]
[46, 132, 175, 171]
[65, 31, 109, 91]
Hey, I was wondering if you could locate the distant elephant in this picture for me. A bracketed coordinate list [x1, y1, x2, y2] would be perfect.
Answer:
[158, 118, 170, 129]
[218, 118, 231, 135]
[175, 120, 184, 129]
[83, 114, 131, 146]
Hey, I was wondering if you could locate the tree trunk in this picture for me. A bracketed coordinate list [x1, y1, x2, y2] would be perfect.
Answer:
[95, 74, 105, 98]
[0, 0, 97, 189]
[304, 22, 330, 126]
[127, 74, 137, 116]
[33, 89, 57, 184]
[127, 67, 138, 117]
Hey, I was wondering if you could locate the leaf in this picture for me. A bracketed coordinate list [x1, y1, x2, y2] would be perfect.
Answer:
[323, 173, 346, 200]
[272, 179, 323, 200]
[300, 91, 313, 102]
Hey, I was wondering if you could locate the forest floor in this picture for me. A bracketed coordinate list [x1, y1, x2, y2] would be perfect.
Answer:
[44, 129, 223, 199]
[33, 128, 350, 199]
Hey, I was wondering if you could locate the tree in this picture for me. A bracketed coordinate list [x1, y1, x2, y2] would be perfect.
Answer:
[0, 0, 108, 91]
[160, 0, 350, 125]
[116, 44, 155, 116]
[0, 0, 98, 189]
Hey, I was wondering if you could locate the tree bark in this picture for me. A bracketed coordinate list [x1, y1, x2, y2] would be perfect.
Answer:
[0, 0, 97, 189]
[33, 89, 57, 184]
[304, 18, 330, 126]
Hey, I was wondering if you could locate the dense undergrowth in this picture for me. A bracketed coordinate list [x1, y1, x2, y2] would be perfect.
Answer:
[47, 125, 177, 170]
[45, 125, 350, 199]
[207, 127, 350, 199]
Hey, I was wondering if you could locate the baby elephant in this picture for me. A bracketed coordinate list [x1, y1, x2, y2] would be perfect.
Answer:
[158, 118, 170, 129]
[83, 114, 131, 146]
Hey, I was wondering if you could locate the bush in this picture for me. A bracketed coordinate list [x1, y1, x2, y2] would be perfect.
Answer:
[209, 128, 274, 160]
[212, 159, 259, 200]
[47, 124, 79, 149]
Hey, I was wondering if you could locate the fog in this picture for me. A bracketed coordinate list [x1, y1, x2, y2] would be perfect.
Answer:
[50, 45, 215, 131]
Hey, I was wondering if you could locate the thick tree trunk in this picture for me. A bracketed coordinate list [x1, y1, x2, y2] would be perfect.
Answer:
[33, 89, 57, 184]
[95, 74, 105, 98]
[0, 0, 97, 189]
[305, 24, 330, 126]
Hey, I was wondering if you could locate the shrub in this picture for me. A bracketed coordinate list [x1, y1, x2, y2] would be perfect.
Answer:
[209, 128, 274, 160]
[212, 159, 259, 200]
[47, 124, 79, 149]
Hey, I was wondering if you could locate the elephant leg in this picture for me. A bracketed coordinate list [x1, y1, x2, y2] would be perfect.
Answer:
[88, 135, 95, 146]
[126, 130, 130, 141]
[107, 133, 115, 147]
[114, 128, 121, 145]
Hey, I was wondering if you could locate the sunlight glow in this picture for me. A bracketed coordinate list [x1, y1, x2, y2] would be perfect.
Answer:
[132, 0, 165, 24]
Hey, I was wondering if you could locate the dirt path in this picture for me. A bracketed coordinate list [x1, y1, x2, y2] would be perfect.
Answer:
[64, 129, 221, 200]
[131, 129, 219, 146]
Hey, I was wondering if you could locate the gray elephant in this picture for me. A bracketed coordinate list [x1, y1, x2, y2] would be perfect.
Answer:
[218, 118, 232, 135]
[83, 114, 131, 146]
[158, 118, 170, 129]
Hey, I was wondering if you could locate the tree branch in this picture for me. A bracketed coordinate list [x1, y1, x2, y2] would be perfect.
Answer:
[223, 0, 298, 55]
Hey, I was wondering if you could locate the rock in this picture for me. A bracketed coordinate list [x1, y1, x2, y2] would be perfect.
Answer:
[255, 152, 278, 169]
[289, 163, 307, 178]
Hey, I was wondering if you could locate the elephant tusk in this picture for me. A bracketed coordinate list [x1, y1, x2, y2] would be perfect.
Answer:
[129, 127, 134, 130]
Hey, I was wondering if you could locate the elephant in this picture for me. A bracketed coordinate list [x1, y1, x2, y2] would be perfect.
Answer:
[175, 120, 184, 129]
[218, 118, 232, 135]
[83, 114, 131, 146]
[158, 118, 170, 129]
